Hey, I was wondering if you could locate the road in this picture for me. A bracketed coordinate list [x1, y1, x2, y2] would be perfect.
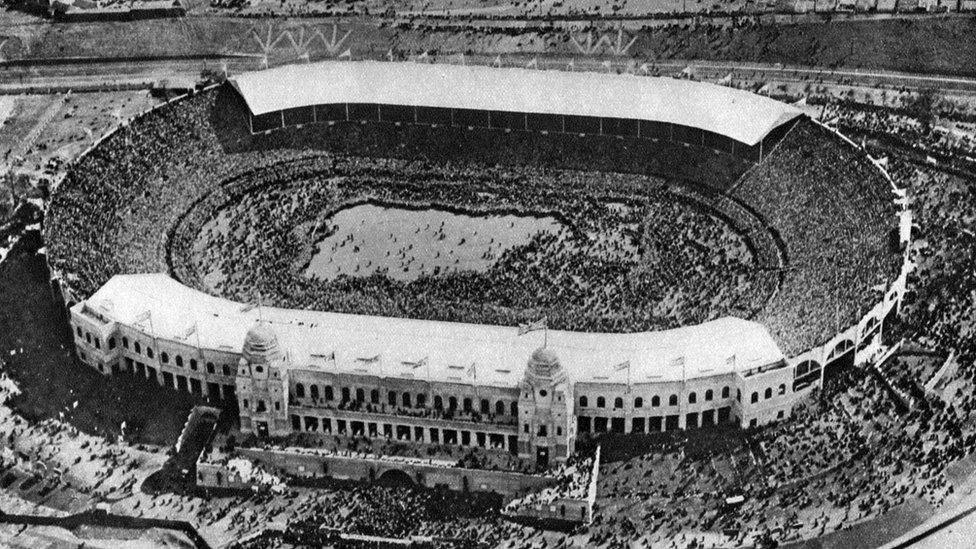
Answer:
[3, 54, 976, 98]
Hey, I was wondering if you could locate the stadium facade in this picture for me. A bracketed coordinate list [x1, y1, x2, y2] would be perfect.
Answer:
[64, 61, 911, 468]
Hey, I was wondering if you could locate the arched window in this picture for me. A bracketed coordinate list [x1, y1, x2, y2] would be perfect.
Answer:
[463, 397, 472, 412]
[146, 347, 154, 359]
[750, 392, 759, 403]
[722, 386, 730, 399]
[778, 384, 786, 395]
[189, 359, 197, 371]
[108, 338, 116, 350]
[448, 396, 458, 410]
[388, 391, 397, 406]
[222, 364, 231, 376]
[764, 388, 773, 400]
[94, 338, 101, 350]
[177, 355, 185, 368]
[688, 392, 697, 404]
[160, 352, 169, 364]
[134, 342, 141, 354]
[614, 397, 623, 409]
[310, 385, 319, 400]
[122, 337, 129, 349]
[510, 402, 518, 416]
[651, 395, 661, 407]
[596, 396, 606, 408]
[417, 394, 426, 408]
[402, 393, 412, 408]
[75, 326, 82, 338]
[295, 383, 305, 398]
[434, 395, 444, 410]
[496, 400, 506, 415]
[705, 389, 713, 401]
[634, 397, 643, 408]
[669, 394, 678, 406]
[206, 362, 215, 374]
[341, 387, 350, 402]
[579, 396, 588, 407]
[480, 399, 490, 414]
[85, 333, 91, 344]
[370, 389, 379, 404]
[325, 385, 334, 400]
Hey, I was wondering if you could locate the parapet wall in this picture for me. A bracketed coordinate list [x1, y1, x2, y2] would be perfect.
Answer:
[197, 447, 557, 498]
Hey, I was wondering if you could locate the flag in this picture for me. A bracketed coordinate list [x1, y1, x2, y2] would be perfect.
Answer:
[387, 48, 394, 61]
[671, 356, 685, 368]
[467, 363, 477, 380]
[638, 62, 650, 74]
[525, 57, 538, 69]
[493, 54, 502, 67]
[133, 310, 151, 323]
[726, 355, 736, 368]
[338, 48, 352, 59]
[567, 59, 576, 71]
[416, 51, 429, 62]
[357, 354, 380, 364]
[457, 52, 466, 65]
[613, 360, 630, 372]
[518, 317, 547, 336]
[403, 356, 428, 369]
[181, 323, 197, 340]
[240, 302, 259, 313]
[601, 60, 612, 72]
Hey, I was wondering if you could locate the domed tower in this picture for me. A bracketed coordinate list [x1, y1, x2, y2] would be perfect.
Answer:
[517, 347, 574, 468]
[236, 322, 290, 437]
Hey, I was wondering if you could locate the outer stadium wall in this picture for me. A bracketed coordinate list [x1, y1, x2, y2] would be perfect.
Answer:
[50, 66, 912, 445]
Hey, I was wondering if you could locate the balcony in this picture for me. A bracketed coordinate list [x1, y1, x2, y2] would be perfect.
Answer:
[288, 398, 518, 429]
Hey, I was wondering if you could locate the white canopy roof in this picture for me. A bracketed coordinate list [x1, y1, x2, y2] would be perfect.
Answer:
[78, 274, 785, 388]
[229, 61, 802, 147]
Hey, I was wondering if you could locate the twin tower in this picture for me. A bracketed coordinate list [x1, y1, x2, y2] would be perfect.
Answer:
[235, 322, 575, 467]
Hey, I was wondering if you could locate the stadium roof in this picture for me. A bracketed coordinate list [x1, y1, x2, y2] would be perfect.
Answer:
[78, 274, 786, 387]
[229, 61, 802, 147]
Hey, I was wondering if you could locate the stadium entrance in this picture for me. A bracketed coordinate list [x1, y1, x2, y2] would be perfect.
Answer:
[536, 446, 550, 469]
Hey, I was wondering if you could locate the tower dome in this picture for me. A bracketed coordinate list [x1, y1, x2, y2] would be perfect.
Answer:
[526, 346, 561, 382]
[242, 322, 282, 364]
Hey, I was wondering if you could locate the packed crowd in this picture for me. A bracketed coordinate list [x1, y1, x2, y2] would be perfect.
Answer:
[502, 453, 597, 517]
[176, 153, 772, 333]
[734, 120, 901, 355]
[47, 87, 784, 336]
[216, 430, 534, 473]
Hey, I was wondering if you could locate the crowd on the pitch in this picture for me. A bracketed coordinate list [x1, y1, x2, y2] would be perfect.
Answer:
[46, 88, 779, 336]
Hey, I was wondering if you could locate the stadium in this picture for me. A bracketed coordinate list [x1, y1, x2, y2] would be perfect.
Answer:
[47, 61, 910, 501]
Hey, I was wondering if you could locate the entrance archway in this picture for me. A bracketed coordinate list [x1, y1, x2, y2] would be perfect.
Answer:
[377, 469, 414, 488]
